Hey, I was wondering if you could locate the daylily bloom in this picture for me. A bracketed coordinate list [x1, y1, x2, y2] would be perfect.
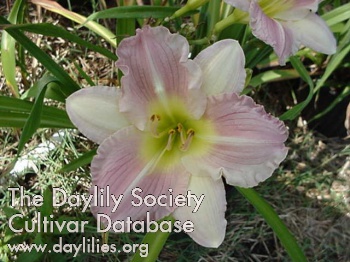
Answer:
[66, 26, 288, 248]
[224, 0, 337, 65]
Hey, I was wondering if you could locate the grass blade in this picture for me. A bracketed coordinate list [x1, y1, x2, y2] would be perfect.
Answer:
[237, 187, 307, 262]
[250, 69, 299, 88]
[0, 96, 74, 128]
[0, 16, 80, 97]
[87, 6, 182, 20]
[314, 44, 350, 93]
[131, 216, 174, 262]
[0, 0, 26, 97]
[59, 149, 97, 172]
[322, 2, 350, 27]
[31, 0, 117, 47]
[22, 74, 67, 103]
[279, 56, 314, 121]
[16, 85, 48, 155]
[2, 23, 117, 60]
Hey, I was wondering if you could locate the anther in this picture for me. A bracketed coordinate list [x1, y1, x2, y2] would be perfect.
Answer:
[166, 129, 176, 151]
[180, 129, 195, 152]
[150, 114, 161, 137]
[150, 114, 161, 122]
[177, 123, 187, 144]
[187, 129, 195, 136]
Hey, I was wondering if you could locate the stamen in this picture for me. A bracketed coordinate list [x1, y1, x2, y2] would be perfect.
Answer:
[150, 114, 161, 122]
[166, 129, 176, 151]
[150, 114, 161, 137]
[180, 129, 195, 152]
[177, 123, 186, 144]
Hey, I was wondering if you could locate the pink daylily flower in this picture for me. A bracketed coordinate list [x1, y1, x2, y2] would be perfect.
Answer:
[66, 26, 288, 248]
[224, 0, 337, 65]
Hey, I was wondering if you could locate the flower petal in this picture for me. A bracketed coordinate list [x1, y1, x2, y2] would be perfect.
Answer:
[90, 126, 190, 225]
[182, 93, 288, 187]
[249, 0, 296, 65]
[173, 175, 227, 248]
[116, 26, 205, 130]
[194, 39, 246, 95]
[66, 86, 129, 144]
[285, 13, 336, 55]
[274, 0, 319, 20]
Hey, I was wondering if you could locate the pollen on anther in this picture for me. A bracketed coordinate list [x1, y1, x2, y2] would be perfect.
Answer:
[187, 129, 195, 136]
[180, 128, 195, 152]
[150, 114, 161, 137]
[150, 114, 161, 121]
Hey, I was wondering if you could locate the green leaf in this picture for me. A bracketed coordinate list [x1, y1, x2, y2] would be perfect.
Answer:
[237, 187, 307, 262]
[311, 85, 350, 122]
[31, 0, 117, 47]
[40, 187, 53, 217]
[2, 206, 21, 219]
[207, 0, 221, 38]
[0, 111, 73, 129]
[279, 56, 314, 121]
[87, 6, 185, 21]
[249, 69, 299, 88]
[0, 96, 74, 128]
[17, 84, 48, 155]
[74, 62, 95, 86]
[6, 234, 30, 245]
[314, 44, 350, 93]
[59, 149, 97, 172]
[21, 74, 67, 102]
[1, 34, 19, 96]
[116, 1, 136, 79]
[322, 2, 350, 27]
[16, 234, 44, 262]
[0, 0, 26, 97]
[131, 216, 174, 262]
[0, 16, 80, 97]
[244, 40, 273, 68]
[2, 23, 118, 60]
[189, 3, 210, 57]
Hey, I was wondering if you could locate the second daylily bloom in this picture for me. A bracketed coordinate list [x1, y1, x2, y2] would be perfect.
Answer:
[66, 26, 288, 248]
[224, 0, 337, 64]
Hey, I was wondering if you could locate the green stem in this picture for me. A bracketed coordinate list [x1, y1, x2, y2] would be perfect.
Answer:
[207, 0, 221, 38]
[131, 216, 174, 262]
[212, 9, 249, 37]
[236, 187, 308, 262]
[220, 3, 233, 20]
[170, 0, 209, 19]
